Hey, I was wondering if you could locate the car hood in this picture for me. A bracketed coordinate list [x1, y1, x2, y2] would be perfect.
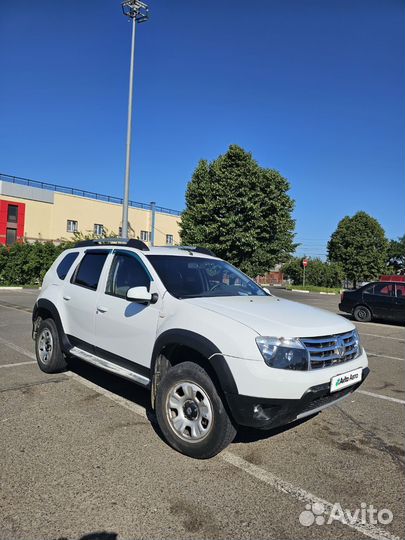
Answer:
[184, 295, 354, 337]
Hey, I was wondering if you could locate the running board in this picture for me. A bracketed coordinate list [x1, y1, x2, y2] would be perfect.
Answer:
[69, 346, 150, 386]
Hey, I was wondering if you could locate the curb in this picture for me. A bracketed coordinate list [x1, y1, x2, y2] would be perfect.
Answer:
[286, 289, 339, 296]
[0, 286, 23, 290]
[291, 289, 310, 293]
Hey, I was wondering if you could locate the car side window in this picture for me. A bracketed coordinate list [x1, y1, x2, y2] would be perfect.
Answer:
[72, 252, 109, 290]
[106, 254, 151, 299]
[373, 283, 394, 297]
[56, 252, 79, 280]
[363, 285, 374, 295]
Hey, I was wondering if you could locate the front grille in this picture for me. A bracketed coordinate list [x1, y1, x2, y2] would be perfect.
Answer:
[301, 330, 359, 369]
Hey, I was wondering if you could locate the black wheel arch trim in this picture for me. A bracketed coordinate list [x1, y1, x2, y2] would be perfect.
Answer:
[151, 329, 238, 395]
[33, 299, 72, 353]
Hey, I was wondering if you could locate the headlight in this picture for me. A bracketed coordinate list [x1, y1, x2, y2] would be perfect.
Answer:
[353, 329, 362, 358]
[255, 336, 309, 370]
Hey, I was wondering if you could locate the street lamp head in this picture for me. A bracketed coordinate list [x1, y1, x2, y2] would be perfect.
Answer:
[121, 0, 149, 22]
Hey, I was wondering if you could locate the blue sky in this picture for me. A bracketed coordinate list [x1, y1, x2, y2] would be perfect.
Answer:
[0, 0, 404, 257]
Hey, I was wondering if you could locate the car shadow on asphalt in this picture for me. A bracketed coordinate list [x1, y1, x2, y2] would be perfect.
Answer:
[66, 357, 316, 448]
[233, 414, 317, 444]
[340, 314, 405, 327]
[67, 357, 154, 420]
[54, 532, 118, 540]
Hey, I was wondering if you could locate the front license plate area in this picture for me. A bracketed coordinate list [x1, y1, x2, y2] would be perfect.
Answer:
[330, 368, 362, 393]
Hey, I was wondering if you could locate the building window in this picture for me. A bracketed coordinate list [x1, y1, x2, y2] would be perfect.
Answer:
[7, 205, 18, 223]
[140, 230, 151, 242]
[6, 228, 17, 246]
[67, 220, 78, 233]
[166, 234, 174, 245]
[94, 224, 104, 236]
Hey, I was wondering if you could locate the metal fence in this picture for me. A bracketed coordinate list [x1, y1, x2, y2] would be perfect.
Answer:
[0, 173, 182, 216]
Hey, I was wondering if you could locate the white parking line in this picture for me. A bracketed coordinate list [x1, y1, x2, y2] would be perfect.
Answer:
[0, 361, 36, 369]
[0, 336, 36, 359]
[0, 335, 401, 540]
[68, 371, 148, 419]
[357, 390, 405, 405]
[2, 335, 405, 410]
[0, 302, 31, 314]
[2, 335, 404, 539]
[368, 353, 404, 362]
[360, 333, 404, 342]
[222, 452, 400, 540]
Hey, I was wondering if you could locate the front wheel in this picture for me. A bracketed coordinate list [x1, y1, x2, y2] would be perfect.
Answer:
[353, 305, 372, 322]
[155, 361, 236, 459]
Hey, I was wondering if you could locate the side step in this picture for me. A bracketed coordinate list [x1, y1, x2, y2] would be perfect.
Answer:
[69, 346, 150, 387]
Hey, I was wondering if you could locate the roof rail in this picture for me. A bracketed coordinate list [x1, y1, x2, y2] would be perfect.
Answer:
[163, 245, 216, 257]
[75, 237, 149, 251]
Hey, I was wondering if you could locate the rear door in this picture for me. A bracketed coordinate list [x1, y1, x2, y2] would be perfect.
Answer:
[61, 249, 110, 347]
[94, 250, 162, 371]
[363, 282, 396, 320]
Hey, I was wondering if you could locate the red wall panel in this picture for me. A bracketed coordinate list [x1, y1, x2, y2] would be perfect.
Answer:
[0, 199, 26, 245]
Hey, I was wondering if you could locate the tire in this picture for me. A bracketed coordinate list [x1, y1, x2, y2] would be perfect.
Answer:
[35, 318, 68, 373]
[353, 305, 372, 323]
[155, 361, 236, 459]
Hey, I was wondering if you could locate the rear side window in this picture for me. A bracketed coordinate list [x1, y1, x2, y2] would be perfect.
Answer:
[374, 283, 394, 297]
[72, 252, 108, 290]
[56, 252, 79, 280]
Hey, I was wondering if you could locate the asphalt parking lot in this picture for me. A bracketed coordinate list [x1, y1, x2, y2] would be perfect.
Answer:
[0, 288, 404, 540]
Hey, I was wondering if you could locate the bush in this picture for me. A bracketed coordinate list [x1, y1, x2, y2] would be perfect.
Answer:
[0, 242, 64, 286]
[0, 231, 114, 286]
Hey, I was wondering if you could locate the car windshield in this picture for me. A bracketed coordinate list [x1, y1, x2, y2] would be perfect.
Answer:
[146, 255, 268, 299]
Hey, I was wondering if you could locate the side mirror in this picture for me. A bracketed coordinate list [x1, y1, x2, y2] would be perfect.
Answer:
[263, 287, 271, 295]
[126, 286, 156, 304]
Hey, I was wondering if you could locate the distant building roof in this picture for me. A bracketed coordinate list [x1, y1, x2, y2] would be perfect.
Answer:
[0, 173, 182, 217]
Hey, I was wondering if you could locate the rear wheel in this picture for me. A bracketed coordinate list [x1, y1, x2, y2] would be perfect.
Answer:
[353, 305, 372, 322]
[35, 318, 68, 373]
[155, 361, 236, 459]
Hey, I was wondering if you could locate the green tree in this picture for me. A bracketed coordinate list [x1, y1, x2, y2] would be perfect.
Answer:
[387, 235, 405, 274]
[327, 211, 388, 287]
[282, 257, 343, 287]
[180, 145, 296, 276]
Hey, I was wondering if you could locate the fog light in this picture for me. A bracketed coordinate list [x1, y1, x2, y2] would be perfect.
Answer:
[253, 404, 263, 415]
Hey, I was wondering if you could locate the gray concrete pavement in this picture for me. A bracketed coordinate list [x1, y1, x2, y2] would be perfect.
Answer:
[0, 290, 404, 540]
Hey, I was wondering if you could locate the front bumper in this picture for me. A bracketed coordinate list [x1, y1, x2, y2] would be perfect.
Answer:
[226, 367, 370, 430]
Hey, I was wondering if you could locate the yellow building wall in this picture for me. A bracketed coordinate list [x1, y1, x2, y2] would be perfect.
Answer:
[0, 192, 181, 245]
[0, 194, 54, 241]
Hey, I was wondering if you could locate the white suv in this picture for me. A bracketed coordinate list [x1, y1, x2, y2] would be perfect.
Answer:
[33, 239, 369, 459]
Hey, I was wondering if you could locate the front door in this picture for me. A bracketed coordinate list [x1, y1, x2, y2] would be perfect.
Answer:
[94, 250, 161, 371]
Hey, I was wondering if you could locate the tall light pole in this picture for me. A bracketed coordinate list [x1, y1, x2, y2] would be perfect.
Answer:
[121, 0, 149, 239]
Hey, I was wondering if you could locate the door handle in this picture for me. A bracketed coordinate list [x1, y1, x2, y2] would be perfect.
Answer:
[63, 295, 71, 301]
[96, 306, 108, 313]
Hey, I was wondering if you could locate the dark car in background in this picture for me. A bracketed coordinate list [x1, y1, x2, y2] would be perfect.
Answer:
[339, 281, 405, 323]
